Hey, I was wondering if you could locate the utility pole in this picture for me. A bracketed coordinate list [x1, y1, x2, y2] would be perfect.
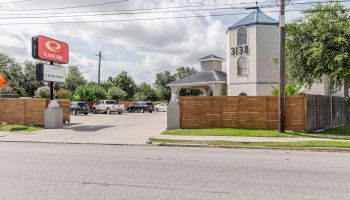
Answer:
[98, 51, 101, 85]
[278, 0, 286, 133]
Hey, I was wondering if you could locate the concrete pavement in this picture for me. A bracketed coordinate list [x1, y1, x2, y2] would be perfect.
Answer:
[0, 112, 166, 145]
[1, 142, 350, 200]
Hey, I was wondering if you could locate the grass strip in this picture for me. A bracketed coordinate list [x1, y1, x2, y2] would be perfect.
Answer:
[163, 127, 350, 140]
[150, 138, 350, 148]
[0, 124, 42, 132]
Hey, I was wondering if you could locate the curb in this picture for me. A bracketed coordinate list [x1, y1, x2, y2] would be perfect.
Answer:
[150, 142, 350, 153]
[0, 140, 150, 147]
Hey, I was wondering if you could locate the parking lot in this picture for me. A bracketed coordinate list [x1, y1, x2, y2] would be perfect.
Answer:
[0, 112, 167, 145]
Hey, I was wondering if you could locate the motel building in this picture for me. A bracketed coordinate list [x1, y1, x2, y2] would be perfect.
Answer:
[167, 7, 344, 129]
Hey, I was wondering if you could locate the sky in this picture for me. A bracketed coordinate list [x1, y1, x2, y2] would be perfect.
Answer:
[0, 0, 349, 84]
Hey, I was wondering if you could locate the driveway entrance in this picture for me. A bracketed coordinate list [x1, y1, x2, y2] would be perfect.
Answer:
[0, 112, 167, 145]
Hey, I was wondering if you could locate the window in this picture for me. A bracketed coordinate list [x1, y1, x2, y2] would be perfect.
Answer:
[237, 27, 247, 46]
[237, 57, 248, 76]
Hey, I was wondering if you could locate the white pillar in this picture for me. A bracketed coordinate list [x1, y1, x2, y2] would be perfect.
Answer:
[211, 83, 223, 96]
[168, 86, 181, 129]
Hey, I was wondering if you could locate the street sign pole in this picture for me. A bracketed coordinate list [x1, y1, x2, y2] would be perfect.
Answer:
[278, 0, 286, 133]
[50, 61, 54, 100]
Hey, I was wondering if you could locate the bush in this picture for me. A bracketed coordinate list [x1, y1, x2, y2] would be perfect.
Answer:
[107, 86, 126, 100]
[0, 84, 13, 94]
[34, 86, 51, 98]
[56, 88, 73, 99]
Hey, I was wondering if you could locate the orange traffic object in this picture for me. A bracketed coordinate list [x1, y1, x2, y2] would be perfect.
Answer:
[0, 74, 5, 87]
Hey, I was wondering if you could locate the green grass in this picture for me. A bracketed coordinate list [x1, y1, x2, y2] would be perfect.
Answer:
[163, 127, 350, 140]
[150, 138, 350, 149]
[0, 124, 42, 132]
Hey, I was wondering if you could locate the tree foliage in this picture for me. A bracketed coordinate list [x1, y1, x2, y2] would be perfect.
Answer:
[286, 3, 350, 93]
[64, 65, 87, 92]
[175, 66, 202, 96]
[107, 86, 127, 100]
[56, 88, 73, 99]
[133, 82, 158, 101]
[34, 86, 51, 98]
[74, 82, 107, 101]
[0, 53, 26, 95]
[23, 60, 44, 96]
[154, 71, 176, 101]
[113, 71, 137, 100]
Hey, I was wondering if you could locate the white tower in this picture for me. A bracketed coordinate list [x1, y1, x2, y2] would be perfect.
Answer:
[226, 8, 279, 96]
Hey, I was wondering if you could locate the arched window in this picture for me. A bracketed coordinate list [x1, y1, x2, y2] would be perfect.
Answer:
[237, 57, 248, 76]
[237, 27, 247, 46]
[239, 92, 247, 96]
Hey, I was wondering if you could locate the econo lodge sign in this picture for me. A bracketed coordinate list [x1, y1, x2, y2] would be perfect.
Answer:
[32, 35, 69, 64]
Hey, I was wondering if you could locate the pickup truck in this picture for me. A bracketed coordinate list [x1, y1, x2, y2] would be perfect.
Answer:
[92, 100, 125, 114]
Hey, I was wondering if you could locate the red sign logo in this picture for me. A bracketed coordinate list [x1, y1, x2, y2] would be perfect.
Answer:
[32, 35, 69, 64]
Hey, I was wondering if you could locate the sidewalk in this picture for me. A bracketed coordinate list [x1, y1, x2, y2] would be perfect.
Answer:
[151, 135, 350, 143]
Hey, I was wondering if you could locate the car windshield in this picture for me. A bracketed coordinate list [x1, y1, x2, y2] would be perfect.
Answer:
[77, 103, 87, 107]
[106, 101, 116, 104]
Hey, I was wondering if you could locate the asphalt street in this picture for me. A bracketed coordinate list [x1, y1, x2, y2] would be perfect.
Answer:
[1, 142, 350, 200]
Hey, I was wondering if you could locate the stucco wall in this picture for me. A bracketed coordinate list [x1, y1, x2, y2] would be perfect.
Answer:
[201, 60, 222, 71]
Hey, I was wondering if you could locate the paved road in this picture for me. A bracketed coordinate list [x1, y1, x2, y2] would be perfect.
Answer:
[0, 112, 166, 144]
[1, 142, 350, 200]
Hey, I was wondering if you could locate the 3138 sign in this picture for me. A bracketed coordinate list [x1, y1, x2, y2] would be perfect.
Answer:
[231, 45, 249, 56]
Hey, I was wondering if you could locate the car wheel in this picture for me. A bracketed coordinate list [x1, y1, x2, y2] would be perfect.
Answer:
[84, 112, 88, 115]
[156, 108, 159, 112]
[73, 109, 77, 115]
[149, 111, 152, 113]
[93, 108, 97, 114]
[140, 108, 144, 113]
[136, 108, 140, 113]
[118, 112, 122, 115]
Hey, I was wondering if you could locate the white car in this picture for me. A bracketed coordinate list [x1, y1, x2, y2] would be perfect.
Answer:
[155, 104, 167, 112]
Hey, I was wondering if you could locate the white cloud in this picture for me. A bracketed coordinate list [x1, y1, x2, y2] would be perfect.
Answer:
[0, 0, 325, 84]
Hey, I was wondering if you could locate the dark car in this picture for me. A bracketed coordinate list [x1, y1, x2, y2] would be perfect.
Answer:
[70, 102, 89, 115]
[127, 101, 154, 113]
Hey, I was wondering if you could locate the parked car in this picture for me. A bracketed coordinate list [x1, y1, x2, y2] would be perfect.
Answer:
[92, 100, 125, 114]
[70, 102, 89, 115]
[127, 101, 154, 113]
[155, 104, 167, 112]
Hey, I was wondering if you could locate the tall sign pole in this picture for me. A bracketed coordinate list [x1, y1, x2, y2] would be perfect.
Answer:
[98, 51, 101, 85]
[278, 0, 286, 133]
[50, 61, 54, 100]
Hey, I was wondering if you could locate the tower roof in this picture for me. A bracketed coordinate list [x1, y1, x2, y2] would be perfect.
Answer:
[228, 8, 278, 31]
[198, 54, 225, 62]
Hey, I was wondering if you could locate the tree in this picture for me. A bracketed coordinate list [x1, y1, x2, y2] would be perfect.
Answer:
[107, 86, 127, 100]
[154, 71, 176, 101]
[175, 66, 202, 96]
[64, 65, 87, 92]
[175, 66, 198, 79]
[23, 60, 44, 97]
[286, 3, 350, 96]
[133, 83, 158, 101]
[0, 53, 26, 96]
[114, 71, 137, 100]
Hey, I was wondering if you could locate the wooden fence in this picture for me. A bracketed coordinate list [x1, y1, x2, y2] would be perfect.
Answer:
[306, 95, 347, 132]
[180, 95, 348, 132]
[0, 98, 70, 126]
[180, 96, 306, 132]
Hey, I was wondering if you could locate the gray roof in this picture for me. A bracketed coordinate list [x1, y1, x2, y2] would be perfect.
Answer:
[228, 8, 278, 31]
[198, 54, 225, 61]
[168, 71, 227, 86]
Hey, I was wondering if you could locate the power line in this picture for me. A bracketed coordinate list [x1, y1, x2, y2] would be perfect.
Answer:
[0, 1, 277, 14]
[0, 0, 31, 5]
[0, 1, 348, 25]
[0, 9, 305, 26]
[0, 0, 129, 12]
